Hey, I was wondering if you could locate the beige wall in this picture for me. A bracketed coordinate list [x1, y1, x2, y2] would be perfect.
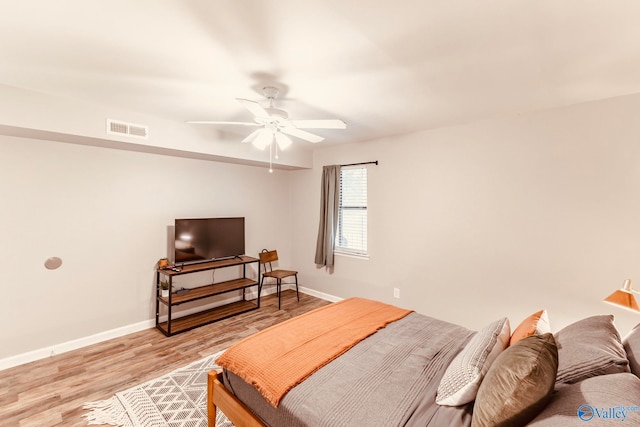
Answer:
[4, 91, 640, 367]
[290, 93, 640, 336]
[0, 135, 292, 362]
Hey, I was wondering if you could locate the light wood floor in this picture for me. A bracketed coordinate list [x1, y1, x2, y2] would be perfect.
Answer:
[0, 291, 331, 427]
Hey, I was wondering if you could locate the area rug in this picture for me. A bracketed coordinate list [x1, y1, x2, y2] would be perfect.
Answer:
[83, 349, 233, 427]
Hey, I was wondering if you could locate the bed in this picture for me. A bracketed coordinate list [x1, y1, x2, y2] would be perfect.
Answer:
[207, 298, 640, 426]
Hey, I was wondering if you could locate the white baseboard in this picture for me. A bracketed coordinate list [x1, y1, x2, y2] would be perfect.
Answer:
[0, 319, 154, 371]
[298, 285, 343, 302]
[0, 286, 339, 371]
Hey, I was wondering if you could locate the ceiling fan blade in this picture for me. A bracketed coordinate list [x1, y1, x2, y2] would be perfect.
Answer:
[281, 127, 324, 143]
[290, 119, 347, 129]
[236, 98, 268, 118]
[186, 121, 259, 126]
[242, 129, 263, 143]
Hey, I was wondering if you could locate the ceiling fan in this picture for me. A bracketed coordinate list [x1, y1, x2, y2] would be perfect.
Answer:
[187, 86, 346, 151]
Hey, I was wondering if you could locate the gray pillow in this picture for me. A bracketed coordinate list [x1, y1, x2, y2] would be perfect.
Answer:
[471, 333, 558, 427]
[554, 315, 629, 385]
[528, 373, 640, 425]
[623, 323, 640, 377]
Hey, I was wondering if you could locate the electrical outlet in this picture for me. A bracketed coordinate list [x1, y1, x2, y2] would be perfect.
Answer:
[393, 288, 400, 298]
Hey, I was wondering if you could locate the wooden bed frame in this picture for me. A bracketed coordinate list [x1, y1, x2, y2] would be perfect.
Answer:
[207, 370, 266, 427]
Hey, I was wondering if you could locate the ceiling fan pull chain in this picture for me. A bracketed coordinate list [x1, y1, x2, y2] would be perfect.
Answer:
[269, 141, 274, 173]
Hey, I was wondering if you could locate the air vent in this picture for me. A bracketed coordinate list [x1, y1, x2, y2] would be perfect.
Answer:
[106, 119, 148, 140]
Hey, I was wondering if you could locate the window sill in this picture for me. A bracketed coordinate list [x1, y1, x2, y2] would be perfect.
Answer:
[334, 251, 369, 260]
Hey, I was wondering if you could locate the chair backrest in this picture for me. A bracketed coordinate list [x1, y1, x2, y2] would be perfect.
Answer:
[259, 249, 279, 272]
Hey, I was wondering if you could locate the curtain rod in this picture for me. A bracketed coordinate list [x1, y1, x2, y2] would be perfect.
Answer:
[340, 160, 379, 167]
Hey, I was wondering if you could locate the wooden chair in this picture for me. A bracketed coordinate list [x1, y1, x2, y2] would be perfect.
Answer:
[258, 249, 299, 310]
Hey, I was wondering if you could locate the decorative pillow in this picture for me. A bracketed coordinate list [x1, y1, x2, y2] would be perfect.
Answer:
[436, 317, 510, 406]
[509, 309, 551, 346]
[471, 333, 558, 427]
[528, 373, 640, 426]
[623, 323, 640, 377]
[554, 315, 629, 385]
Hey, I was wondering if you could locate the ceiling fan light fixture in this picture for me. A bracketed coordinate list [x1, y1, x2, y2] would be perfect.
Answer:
[274, 132, 293, 150]
[252, 129, 273, 150]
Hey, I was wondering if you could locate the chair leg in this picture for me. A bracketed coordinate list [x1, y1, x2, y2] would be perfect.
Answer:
[295, 274, 299, 302]
[277, 279, 281, 310]
[258, 276, 265, 308]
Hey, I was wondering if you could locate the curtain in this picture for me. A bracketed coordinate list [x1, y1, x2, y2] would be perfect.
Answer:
[314, 165, 341, 267]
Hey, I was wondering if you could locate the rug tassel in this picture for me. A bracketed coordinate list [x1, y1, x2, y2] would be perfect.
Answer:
[82, 397, 129, 426]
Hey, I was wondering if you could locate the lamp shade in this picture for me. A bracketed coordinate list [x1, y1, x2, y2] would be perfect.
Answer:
[604, 280, 640, 312]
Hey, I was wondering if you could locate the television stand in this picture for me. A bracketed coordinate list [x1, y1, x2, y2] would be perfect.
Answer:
[155, 255, 260, 336]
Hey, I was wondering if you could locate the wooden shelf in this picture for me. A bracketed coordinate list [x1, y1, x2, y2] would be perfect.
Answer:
[157, 300, 258, 335]
[158, 278, 258, 306]
[158, 256, 259, 276]
[155, 256, 260, 336]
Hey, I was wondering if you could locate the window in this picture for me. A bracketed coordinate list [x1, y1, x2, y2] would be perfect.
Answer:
[336, 165, 368, 256]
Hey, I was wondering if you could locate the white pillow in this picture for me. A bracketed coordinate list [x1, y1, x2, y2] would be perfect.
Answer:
[436, 317, 510, 406]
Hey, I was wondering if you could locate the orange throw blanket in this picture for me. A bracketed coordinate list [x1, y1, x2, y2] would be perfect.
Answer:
[216, 297, 412, 407]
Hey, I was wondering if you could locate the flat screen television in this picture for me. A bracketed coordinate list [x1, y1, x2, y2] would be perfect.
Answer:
[174, 217, 245, 264]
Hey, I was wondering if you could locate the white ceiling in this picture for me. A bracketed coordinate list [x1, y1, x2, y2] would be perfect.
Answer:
[2, 0, 640, 148]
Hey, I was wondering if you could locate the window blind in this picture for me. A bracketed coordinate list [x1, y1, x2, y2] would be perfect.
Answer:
[336, 166, 367, 256]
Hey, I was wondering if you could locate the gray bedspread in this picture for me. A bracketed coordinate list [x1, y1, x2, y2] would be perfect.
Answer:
[223, 311, 475, 427]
